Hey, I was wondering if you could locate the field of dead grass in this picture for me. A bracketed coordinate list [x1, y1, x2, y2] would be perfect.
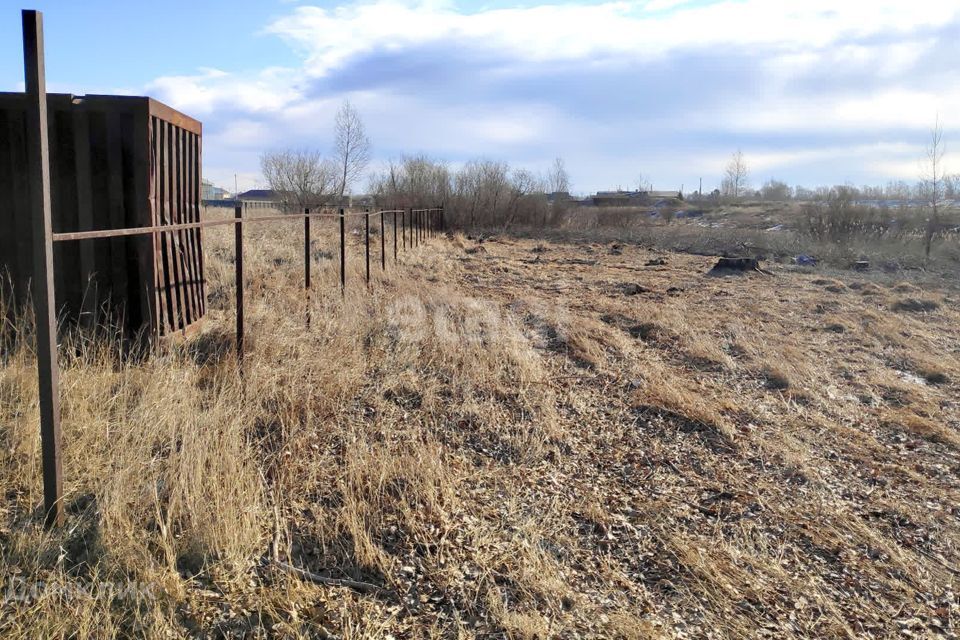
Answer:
[1, 217, 959, 638]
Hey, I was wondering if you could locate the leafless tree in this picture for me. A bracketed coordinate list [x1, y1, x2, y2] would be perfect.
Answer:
[368, 155, 451, 210]
[636, 173, 653, 192]
[259, 149, 337, 212]
[761, 179, 792, 201]
[547, 157, 570, 194]
[502, 169, 546, 231]
[923, 116, 946, 259]
[722, 150, 749, 199]
[333, 100, 372, 202]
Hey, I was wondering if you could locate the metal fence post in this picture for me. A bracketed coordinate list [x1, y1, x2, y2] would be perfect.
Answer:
[235, 204, 244, 368]
[304, 207, 311, 327]
[380, 211, 385, 271]
[365, 211, 370, 286]
[339, 208, 346, 294]
[393, 210, 398, 260]
[23, 9, 62, 528]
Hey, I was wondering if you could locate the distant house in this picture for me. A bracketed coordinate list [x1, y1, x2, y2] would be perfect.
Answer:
[201, 180, 230, 200]
[591, 190, 641, 207]
[237, 189, 280, 202]
[591, 189, 683, 207]
[349, 194, 376, 208]
[647, 190, 683, 201]
[547, 191, 576, 204]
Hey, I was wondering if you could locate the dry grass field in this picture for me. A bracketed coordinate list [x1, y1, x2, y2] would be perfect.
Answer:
[1, 214, 959, 638]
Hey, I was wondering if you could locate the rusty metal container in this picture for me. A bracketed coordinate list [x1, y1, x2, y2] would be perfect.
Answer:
[0, 93, 204, 337]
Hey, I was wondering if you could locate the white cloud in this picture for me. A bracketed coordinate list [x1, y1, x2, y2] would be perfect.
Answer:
[146, 66, 301, 115]
[717, 88, 960, 134]
[265, 0, 958, 74]
[145, 0, 960, 191]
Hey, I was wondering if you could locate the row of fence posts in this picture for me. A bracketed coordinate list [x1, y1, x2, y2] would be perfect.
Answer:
[233, 205, 445, 376]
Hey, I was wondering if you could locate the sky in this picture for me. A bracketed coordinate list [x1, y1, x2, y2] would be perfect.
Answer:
[1, 0, 959, 195]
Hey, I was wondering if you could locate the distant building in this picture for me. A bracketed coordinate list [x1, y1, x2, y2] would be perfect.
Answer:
[201, 180, 230, 200]
[236, 189, 280, 202]
[590, 189, 683, 207]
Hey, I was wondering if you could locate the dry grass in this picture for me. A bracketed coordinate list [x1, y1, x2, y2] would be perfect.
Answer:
[2, 218, 960, 637]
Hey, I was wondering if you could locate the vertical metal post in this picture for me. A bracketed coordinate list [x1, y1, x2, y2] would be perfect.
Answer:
[339, 208, 345, 294]
[380, 211, 385, 271]
[23, 9, 62, 528]
[365, 211, 370, 286]
[234, 205, 244, 368]
[393, 211, 398, 260]
[304, 207, 311, 327]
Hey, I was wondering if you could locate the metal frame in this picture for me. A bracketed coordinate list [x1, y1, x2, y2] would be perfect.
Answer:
[18, 10, 451, 529]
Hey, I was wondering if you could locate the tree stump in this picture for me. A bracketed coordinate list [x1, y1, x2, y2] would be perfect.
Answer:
[708, 257, 759, 274]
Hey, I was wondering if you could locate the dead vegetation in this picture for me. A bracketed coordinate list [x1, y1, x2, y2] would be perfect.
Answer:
[1, 221, 959, 638]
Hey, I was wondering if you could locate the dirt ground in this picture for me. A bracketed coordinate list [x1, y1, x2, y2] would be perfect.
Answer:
[430, 233, 960, 637]
[2, 224, 959, 638]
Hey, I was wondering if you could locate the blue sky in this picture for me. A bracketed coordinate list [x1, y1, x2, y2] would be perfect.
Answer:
[2, 0, 959, 194]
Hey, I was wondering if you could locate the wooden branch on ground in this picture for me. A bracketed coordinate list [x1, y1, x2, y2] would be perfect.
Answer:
[270, 559, 392, 597]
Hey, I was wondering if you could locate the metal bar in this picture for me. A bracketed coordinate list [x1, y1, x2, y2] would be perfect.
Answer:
[393, 210, 398, 260]
[130, 108, 158, 335]
[51, 210, 370, 243]
[157, 121, 182, 332]
[193, 133, 206, 317]
[339, 208, 346, 294]
[304, 207, 311, 328]
[365, 211, 370, 285]
[380, 210, 385, 271]
[149, 116, 170, 334]
[234, 204, 244, 367]
[71, 106, 96, 327]
[23, 9, 63, 528]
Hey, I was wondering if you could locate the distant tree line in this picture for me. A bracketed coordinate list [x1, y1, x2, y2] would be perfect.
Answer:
[368, 155, 574, 230]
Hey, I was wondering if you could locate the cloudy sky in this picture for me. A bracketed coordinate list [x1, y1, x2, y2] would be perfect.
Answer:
[1, 0, 958, 194]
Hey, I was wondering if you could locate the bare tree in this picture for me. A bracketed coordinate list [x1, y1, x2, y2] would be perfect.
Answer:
[723, 150, 749, 199]
[333, 100, 372, 202]
[502, 168, 545, 231]
[637, 173, 653, 192]
[923, 117, 946, 259]
[260, 149, 337, 212]
[547, 157, 570, 194]
[761, 179, 792, 201]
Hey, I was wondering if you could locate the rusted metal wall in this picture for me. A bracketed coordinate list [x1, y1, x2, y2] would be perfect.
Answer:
[0, 93, 204, 337]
